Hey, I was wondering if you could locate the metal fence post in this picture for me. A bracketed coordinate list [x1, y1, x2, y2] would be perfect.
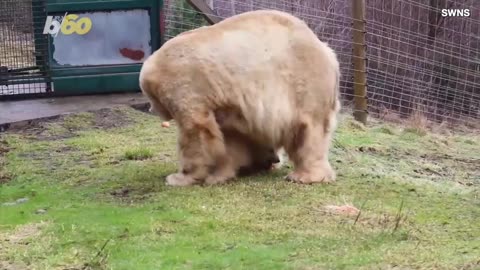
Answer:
[352, 0, 368, 124]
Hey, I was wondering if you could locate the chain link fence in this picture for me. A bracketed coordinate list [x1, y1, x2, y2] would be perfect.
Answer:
[162, 0, 479, 129]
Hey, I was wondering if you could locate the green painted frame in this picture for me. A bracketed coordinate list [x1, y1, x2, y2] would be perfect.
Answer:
[46, 0, 163, 95]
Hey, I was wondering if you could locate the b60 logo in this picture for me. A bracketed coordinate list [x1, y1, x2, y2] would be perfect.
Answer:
[43, 13, 92, 36]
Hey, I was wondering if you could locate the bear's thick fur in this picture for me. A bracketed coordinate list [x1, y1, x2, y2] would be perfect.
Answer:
[140, 10, 341, 186]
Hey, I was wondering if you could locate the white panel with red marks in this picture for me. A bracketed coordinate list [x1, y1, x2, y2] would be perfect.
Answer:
[51, 9, 152, 66]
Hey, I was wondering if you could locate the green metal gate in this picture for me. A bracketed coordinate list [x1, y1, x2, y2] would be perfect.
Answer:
[0, 0, 163, 100]
[0, 0, 51, 99]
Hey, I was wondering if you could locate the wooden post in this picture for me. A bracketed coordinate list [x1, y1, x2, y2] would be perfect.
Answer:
[207, 0, 214, 9]
[352, 0, 368, 124]
[186, 0, 222, 25]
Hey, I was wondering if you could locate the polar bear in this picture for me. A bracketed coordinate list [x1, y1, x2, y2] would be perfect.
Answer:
[140, 9, 341, 186]
[148, 105, 282, 186]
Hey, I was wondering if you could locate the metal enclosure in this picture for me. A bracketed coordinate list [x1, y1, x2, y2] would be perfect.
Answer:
[0, 0, 163, 99]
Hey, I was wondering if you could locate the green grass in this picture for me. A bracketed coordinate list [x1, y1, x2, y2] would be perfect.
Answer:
[1, 106, 479, 270]
[124, 148, 154, 161]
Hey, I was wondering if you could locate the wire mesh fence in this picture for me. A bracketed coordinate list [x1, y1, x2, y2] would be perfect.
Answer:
[0, 0, 51, 97]
[162, 0, 479, 128]
[365, 0, 479, 127]
[163, 0, 211, 40]
[2, 0, 477, 127]
[163, 0, 356, 106]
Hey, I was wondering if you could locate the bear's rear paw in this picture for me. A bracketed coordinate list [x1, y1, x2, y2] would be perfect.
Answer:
[166, 173, 198, 186]
[204, 175, 231, 185]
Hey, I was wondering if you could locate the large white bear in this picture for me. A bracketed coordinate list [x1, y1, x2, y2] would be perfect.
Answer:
[140, 10, 341, 186]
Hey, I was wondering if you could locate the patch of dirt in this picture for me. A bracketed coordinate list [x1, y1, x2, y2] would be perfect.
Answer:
[0, 171, 12, 184]
[10, 145, 76, 162]
[344, 119, 367, 131]
[412, 154, 480, 185]
[91, 108, 134, 129]
[110, 187, 131, 198]
[357, 146, 387, 154]
[130, 103, 151, 114]
[0, 261, 29, 270]
[0, 222, 49, 268]
[108, 188, 151, 203]
[0, 222, 48, 270]
[0, 222, 47, 245]
[107, 182, 165, 203]
[0, 140, 11, 184]
[3, 107, 136, 141]
[8, 142, 96, 180]
[356, 144, 479, 185]
[0, 140, 10, 156]
[324, 204, 360, 216]
[458, 259, 480, 270]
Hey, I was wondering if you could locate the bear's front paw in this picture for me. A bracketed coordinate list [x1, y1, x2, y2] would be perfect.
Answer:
[166, 173, 198, 186]
[285, 167, 335, 184]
